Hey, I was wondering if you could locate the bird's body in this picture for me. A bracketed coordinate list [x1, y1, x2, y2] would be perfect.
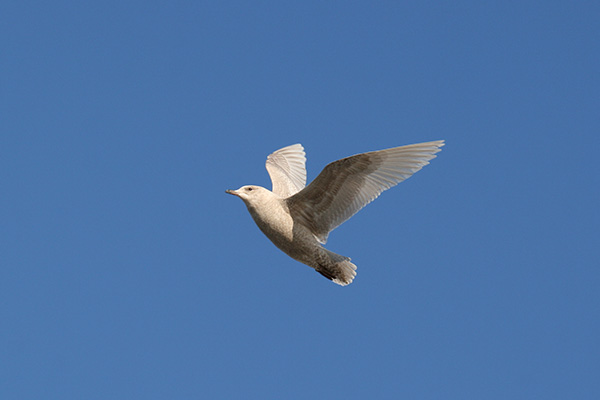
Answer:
[227, 141, 444, 286]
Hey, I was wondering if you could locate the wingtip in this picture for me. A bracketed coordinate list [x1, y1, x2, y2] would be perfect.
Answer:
[426, 139, 445, 148]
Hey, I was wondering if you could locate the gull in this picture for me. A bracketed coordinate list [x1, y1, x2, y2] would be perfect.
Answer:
[226, 140, 444, 286]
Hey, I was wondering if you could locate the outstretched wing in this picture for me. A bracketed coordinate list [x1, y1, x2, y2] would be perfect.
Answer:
[287, 140, 444, 243]
[265, 144, 307, 198]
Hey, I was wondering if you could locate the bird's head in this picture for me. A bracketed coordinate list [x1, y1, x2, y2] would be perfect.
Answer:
[225, 185, 273, 207]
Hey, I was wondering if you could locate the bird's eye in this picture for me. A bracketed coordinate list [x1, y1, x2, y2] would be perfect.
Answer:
[246, 187, 253, 191]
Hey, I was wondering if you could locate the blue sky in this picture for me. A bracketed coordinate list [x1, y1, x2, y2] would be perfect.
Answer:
[2, 1, 599, 399]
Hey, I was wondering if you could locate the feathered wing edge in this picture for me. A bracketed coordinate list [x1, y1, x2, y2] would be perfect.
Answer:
[287, 140, 445, 243]
[265, 144, 307, 197]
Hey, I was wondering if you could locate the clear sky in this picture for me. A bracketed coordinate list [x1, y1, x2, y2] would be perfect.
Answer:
[2, 1, 599, 399]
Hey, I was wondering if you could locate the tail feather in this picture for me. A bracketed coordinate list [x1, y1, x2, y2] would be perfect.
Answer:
[315, 249, 357, 286]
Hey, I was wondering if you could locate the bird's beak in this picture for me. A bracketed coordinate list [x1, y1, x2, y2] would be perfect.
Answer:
[225, 189, 239, 197]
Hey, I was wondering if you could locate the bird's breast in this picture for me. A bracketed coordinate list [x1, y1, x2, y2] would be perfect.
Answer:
[247, 199, 294, 243]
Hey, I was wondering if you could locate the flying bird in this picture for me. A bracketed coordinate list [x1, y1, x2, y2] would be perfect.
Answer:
[226, 140, 444, 286]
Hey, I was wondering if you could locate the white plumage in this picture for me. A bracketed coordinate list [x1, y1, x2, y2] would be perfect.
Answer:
[265, 144, 306, 197]
[227, 140, 444, 285]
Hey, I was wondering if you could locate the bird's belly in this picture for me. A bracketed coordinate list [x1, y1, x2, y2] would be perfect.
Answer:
[256, 221, 293, 249]
[252, 213, 318, 263]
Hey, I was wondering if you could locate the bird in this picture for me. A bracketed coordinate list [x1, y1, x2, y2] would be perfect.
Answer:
[226, 140, 444, 286]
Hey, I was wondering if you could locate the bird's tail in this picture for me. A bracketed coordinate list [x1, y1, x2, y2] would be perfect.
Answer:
[315, 249, 357, 286]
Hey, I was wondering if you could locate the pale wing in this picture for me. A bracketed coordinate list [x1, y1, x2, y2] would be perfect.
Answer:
[265, 144, 307, 198]
[287, 140, 444, 243]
